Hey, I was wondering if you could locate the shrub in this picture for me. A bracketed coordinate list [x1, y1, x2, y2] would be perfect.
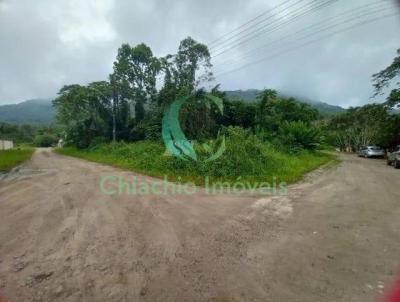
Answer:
[279, 121, 322, 152]
[187, 126, 274, 178]
[34, 134, 58, 147]
[57, 126, 332, 185]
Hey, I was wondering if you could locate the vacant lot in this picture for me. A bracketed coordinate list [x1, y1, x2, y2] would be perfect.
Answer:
[0, 149, 399, 302]
[56, 141, 332, 185]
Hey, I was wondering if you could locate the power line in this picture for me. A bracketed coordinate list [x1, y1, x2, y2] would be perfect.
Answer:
[208, 0, 305, 50]
[212, 1, 393, 72]
[210, 0, 338, 58]
[213, 0, 391, 68]
[210, 0, 326, 53]
[208, 0, 302, 47]
[213, 12, 400, 79]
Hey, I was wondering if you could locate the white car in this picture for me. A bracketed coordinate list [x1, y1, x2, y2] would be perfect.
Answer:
[358, 146, 385, 158]
[387, 145, 400, 169]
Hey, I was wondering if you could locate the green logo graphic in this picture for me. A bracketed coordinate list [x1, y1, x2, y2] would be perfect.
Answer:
[162, 94, 225, 162]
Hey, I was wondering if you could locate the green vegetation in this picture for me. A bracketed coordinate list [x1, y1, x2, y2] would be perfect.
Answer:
[0, 122, 61, 147]
[225, 89, 346, 116]
[319, 48, 400, 152]
[326, 104, 400, 151]
[0, 148, 34, 172]
[50, 39, 398, 185]
[33, 133, 58, 147]
[0, 122, 38, 144]
[0, 99, 55, 124]
[373, 48, 400, 109]
[0, 40, 397, 190]
[56, 127, 332, 185]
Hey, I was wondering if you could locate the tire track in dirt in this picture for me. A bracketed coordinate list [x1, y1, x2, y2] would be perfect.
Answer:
[0, 149, 399, 301]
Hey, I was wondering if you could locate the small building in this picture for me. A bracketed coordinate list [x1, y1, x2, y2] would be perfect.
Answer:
[0, 140, 14, 150]
[57, 139, 64, 148]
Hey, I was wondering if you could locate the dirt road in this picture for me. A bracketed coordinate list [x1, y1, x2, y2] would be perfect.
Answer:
[0, 149, 399, 302]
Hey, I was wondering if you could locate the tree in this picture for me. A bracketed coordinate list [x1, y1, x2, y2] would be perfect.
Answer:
[173, 37, 213, 92]
[157, 55, 177, 108]
[328, 104, 400, 150]
[255, 89, 319, 133]
[219, 100, 257, 129]
[159, 37, 213, 104]
[34, 133, 58, 147]
[157, 37, 215, 139]
[257, 89, 277, 105]
[53, 82, 114, 148]
[386, 89, 400, 108]
[112, 43, 160, 123]
[279, 121, 322, 151]
[256, 89, 277, 121]
[0, 123, 35, 143]
[373, 48, 400, 108]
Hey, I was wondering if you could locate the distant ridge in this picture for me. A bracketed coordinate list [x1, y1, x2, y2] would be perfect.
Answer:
[0, 91, 347, 124]
[225, 89, 346, 116]
[0, 99, 55, 124]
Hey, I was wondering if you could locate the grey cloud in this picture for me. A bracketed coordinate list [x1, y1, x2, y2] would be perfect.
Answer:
[0, 0, 399, 107]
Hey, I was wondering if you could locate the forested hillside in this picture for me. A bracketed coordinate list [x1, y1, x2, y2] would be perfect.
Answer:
[0, 99, 54, 124]
[0, 89, 345, 125]
[225, 90, 346, 116]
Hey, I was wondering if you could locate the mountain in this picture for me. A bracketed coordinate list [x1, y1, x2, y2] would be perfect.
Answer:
[0, 99, 55, 124]
[225, 89, 260, 102]
[225, 89, 346, 116]
[0, 90, 346, 124]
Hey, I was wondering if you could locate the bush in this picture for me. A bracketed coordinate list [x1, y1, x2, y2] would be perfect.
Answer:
[278, 121, 322, 152]
[34, 134, 58, 147]
[88, 137, 109, 150]
[166, 127, 273, 179]
[56, 126, 333, 185]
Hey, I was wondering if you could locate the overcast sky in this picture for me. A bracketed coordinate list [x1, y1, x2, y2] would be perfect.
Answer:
[0, 0, 399, 107]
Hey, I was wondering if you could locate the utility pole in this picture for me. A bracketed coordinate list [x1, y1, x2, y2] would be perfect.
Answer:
[111, 74, 117, 143]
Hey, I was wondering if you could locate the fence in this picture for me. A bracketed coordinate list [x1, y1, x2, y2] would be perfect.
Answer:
[0, 140, 14, 150]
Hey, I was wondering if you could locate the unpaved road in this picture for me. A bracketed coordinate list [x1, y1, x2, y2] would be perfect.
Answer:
[0, 149, 400, 302]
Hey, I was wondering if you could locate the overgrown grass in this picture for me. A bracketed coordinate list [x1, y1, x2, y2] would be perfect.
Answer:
[0, 148, 35, 172]
[56, 128, 334, 186]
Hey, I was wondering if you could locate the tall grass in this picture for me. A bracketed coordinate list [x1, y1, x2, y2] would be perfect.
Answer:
[0, 148, 34, 172]
[56, 128, 334, 185]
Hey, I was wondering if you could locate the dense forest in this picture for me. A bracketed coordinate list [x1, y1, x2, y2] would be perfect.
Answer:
[0, 122, 60, 147]
[52, 38, 399, 154]
[51, 37, 333, 157]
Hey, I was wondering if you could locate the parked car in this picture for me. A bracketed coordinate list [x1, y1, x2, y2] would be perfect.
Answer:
[387, 145, 400, 169]
[358, 146, 385, 158]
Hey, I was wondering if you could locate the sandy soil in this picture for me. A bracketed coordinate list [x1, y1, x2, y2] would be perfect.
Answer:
[0, 149, 399, 302]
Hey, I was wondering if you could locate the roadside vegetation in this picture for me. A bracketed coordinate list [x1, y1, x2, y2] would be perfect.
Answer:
[0, 122, 60, 147]
[51, 40, 400, 184]
[325, 104, 400, 152]
[324, 48, 400, 152]
[0, 148, 34, 172]
[56, 127, 332, 185]
[4, 40, 399, 183]
[50, 37, 337, 184]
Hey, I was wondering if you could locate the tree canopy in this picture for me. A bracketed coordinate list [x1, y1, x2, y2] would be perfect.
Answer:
[52, 38, 400, 153]
[373, 48, 400, 108]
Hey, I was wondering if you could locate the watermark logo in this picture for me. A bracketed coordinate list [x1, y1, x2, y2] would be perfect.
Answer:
[161, 94, 226, 162]
[100, 175, 288, 196]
